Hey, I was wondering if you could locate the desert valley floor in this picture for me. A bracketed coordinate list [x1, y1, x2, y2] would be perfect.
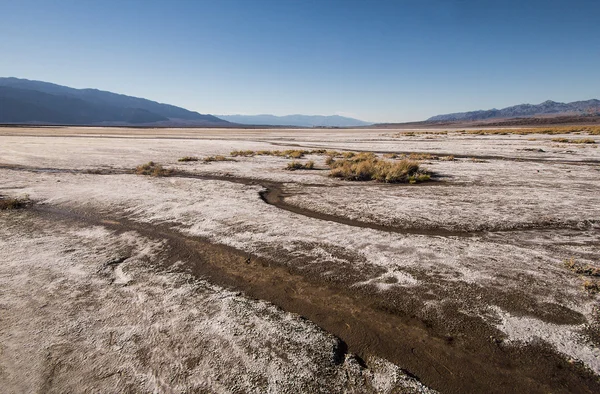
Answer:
[1, 126, 599, 393]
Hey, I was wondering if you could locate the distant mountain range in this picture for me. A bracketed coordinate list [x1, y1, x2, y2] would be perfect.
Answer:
[0, 77, 229, 126]
[428, 99, 600, 122]
[218, 114, 372, 127]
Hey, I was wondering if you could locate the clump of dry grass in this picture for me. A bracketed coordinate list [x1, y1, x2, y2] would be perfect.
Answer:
[383, 152, 454, 161]
[325, 150, 343, 157]
[583, 280, 600, 294]
[570, 138, 596, 144]
[462, 126, 600, 136]
[0, 196, 30, 210]
[203, 155, 231, 162]
[178, 156, 199, 162]
[135, 161, 174, 177]
[552, 138, 596, 144]
[564, 258, 600, 295]
[285, 161, 315, 171]
[230, 150, 255, 157]
[564, 258, 600, 277]
[286, 150, 305, 159]
[230, 149, 326, 159]
[390, 126, 600, 137]
[328, 154, 429, 184]
[408, 153, 434, 160]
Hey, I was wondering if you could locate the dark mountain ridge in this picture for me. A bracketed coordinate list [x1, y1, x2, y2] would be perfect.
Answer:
[0, 77, 228, 126]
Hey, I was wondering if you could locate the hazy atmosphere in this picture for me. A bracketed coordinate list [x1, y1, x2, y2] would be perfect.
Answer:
[1, 0, 599, 122]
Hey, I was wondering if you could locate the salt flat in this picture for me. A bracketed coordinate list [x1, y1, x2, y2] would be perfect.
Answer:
[1, 126, 599, 393]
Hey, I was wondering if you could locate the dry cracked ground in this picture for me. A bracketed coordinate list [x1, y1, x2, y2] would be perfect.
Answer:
[1, 126, 599, 393]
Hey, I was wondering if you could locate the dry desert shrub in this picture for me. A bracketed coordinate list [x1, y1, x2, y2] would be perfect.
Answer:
[231, 149, 326, 159]
[135, 161, 174, 177]
[583, 280, 600, 294]
[552, 138, 596, 144]
[328, 155, 429, 183]
[203, 155, 231, 162]
[439, 155, 455, 161]
[564, 258, 600, 295]
[569, 138, 596, 144]
[178, 156, 199, 162]
[564, 258, 600, 277]
[230, 150, 255, 157]
[286, 150, 305, 159]
[0, 196, 30, 210]
[458, 126, 600, 136]
[407, 152, 434, 160]
[285, 160, 315, 171]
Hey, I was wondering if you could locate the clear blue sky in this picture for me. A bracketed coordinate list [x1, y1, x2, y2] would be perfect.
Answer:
[1, 0, 598, 122]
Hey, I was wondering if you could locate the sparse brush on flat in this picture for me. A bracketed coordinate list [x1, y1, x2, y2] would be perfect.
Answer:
[583, 280, 600, 294]
[564, 258, 600, 277]
[230, 150, 256, 157]
[204, 155, 231, 162]
[384, 152, 453, 161]
[569, 138, 595, 144]
[458, 126, 600, 136]
[135, 161, 174, 177]
[327, 154, 429, 184]
[178, 156, 199, 162]
[230, 149, 326, 159]
[285, 161, 315, 171]
[408, 153, 434, 160]
[552, 138, 596, 144]
[389, 126, 600, 137]
[0, 196, 30, 210]
[564, 258, 600, 295]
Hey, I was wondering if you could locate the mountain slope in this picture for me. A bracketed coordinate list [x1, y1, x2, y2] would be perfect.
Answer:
[428, 99, 600, 122]
[218, 114, 372, 127]
[0, 86, 169, 124]
[0, 77, 229, 126]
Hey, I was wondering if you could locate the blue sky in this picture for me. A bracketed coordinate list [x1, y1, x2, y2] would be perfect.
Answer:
[1, 0, 598, 122]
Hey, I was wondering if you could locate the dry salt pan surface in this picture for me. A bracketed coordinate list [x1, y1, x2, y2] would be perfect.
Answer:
[284, 159, 600, 232]
[0, 213, 432, 393]
[1, 127, 599, 391]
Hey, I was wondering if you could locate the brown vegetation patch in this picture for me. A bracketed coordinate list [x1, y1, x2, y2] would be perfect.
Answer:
[0, 196, 30, 210]
[564, 258, 600, 277]
[178, 156, 199, 162]
[583, 281, 600, 294]
[551, 138, 595, 144]
[231, 149, 327, 159]
[391, 126, 600, 136]
[285, 161, 315, 171]
[328, 154, 430, 183]
[564, 259, 600, 295]
[203, 155, 232, 162]
[461, 126, 600, 135]
[135, 161, 174, 177]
